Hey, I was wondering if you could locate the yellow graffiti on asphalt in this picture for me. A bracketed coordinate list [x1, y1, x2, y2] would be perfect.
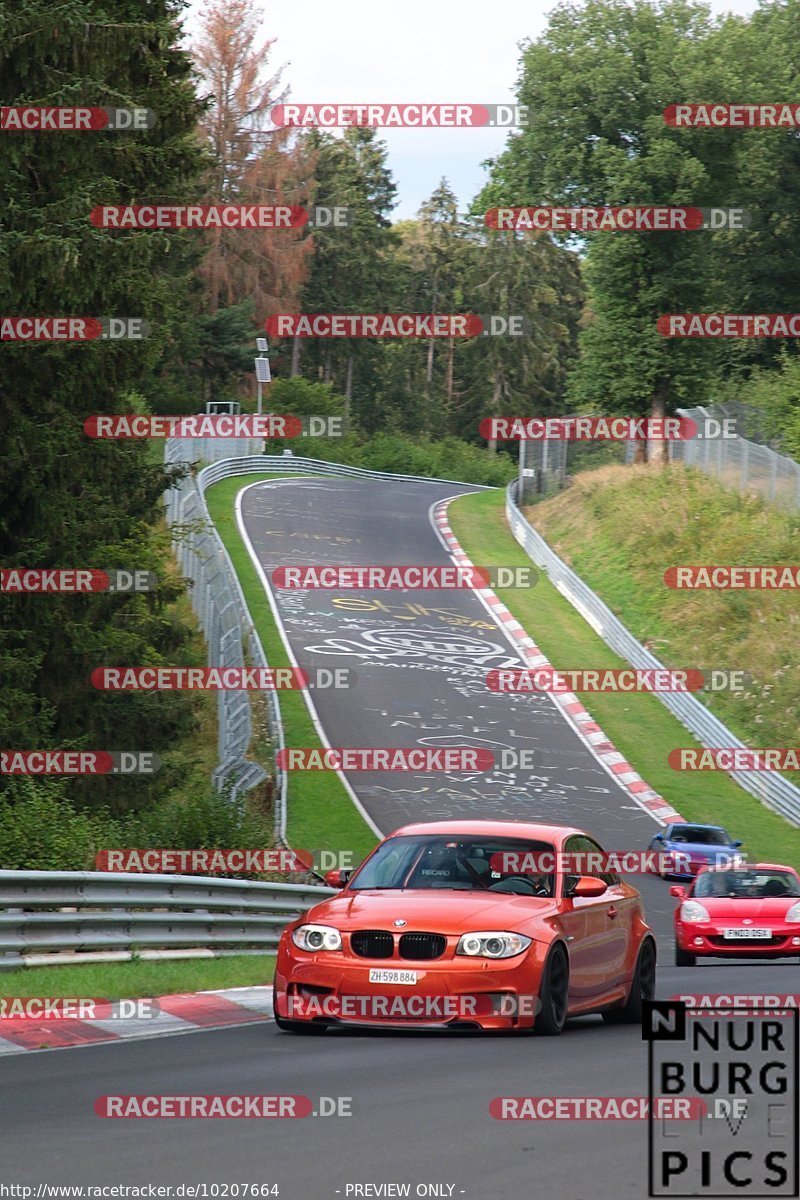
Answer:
[331, 596, 497, 629]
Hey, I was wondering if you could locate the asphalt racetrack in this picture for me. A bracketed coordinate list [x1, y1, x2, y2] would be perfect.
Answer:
[3, 477, 797, 1198]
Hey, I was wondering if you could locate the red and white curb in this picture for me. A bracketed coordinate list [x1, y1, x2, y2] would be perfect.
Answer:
[0, 986, 274, 1055]
[431, 499, 683, 826]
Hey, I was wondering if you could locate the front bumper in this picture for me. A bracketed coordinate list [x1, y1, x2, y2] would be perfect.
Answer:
[676, 922, 800, 958]
[274, 940, 551, 1031]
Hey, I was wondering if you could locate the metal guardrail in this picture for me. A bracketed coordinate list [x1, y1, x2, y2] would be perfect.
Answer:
[506, 480, 800, 827]
[164, 441, 271, 814]
[164, 444, 494, 836]
[0, 870, 334, 970]
[194, 452, 496, 489]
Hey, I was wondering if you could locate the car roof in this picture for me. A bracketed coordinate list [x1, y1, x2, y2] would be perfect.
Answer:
[386, 819, 584, 842]
[696, 862, 799, 874]
[669, 822, 726, 832]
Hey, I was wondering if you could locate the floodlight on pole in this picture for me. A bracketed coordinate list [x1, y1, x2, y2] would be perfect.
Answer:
[254, 338, 271, 415]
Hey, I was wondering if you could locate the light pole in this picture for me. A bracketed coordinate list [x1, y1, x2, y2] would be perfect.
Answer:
[255, 337, 271, 415]
[518, 436, 536, 504]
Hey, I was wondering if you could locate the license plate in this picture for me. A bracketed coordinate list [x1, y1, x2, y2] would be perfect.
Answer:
[723, 928, 771, 939]
[369, 969, 418, 985]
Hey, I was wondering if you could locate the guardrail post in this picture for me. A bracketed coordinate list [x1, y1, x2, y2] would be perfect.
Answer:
[0, 909, 24, 972]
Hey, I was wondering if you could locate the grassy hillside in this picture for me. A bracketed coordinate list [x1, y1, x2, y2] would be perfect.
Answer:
[529, 464, 799, 765]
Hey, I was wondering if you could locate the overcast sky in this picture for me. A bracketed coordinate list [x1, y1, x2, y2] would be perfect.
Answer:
[185, 0, 760, 221]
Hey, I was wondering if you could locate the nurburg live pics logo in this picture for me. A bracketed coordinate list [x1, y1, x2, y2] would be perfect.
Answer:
[644, 999, 799, 1197]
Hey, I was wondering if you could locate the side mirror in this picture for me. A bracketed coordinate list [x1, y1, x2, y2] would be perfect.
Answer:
[669, 885, 687, 899]
[652, 833, 665, 843]
[572, 875, 607, 898]
[324, 868, 351, 889]
[732, 840, 742, 848]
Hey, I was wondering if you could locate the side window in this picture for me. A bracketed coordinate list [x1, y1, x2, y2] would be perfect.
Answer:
[563, 836, 619, 892]
[584, 837, 620, 887]
[562, 836, 587, 896]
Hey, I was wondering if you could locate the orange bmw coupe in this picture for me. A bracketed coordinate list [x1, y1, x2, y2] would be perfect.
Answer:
[274, 820, 656, 1035]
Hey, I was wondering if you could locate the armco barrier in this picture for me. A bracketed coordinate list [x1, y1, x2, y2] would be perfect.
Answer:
[0, 870, 334, 970]
[506, 480, 800, 827]
[164, 444, 491, 838]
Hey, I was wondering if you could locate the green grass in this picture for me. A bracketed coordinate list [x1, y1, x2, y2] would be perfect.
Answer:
[447, 487, 800, 869]
[531, 464, 800, 760]
[0, 955, 275, 999]
[204, 474, 378, 861]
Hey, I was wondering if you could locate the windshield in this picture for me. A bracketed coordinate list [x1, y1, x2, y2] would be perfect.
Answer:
[695, 869, 800, 899]
[349, 835, 556, 896]
[670, 826, 729, 846]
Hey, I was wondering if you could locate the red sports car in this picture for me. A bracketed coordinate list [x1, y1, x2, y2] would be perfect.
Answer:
[672, 863, 800, 965]
[273, 819, 656, 1035]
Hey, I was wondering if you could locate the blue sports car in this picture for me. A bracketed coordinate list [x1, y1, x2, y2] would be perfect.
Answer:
[649, 823, 744, 880]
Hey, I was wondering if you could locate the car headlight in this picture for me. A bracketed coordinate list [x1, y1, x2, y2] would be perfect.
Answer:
[456, 931, 531, 959]
[291, 924, 342, 952]
[786, 901, 800, 923]
[680, 900, 710, 922]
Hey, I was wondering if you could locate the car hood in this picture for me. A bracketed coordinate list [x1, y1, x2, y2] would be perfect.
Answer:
[694, 898, 797, 919]
[305, 889, 558, 933]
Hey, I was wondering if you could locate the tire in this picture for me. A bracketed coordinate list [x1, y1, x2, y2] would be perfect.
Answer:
[603, 937, 657, 1024]
[534, 944, 569, 1036]
[272, 987, 328, 1034]
[674, 944, 696, 967]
